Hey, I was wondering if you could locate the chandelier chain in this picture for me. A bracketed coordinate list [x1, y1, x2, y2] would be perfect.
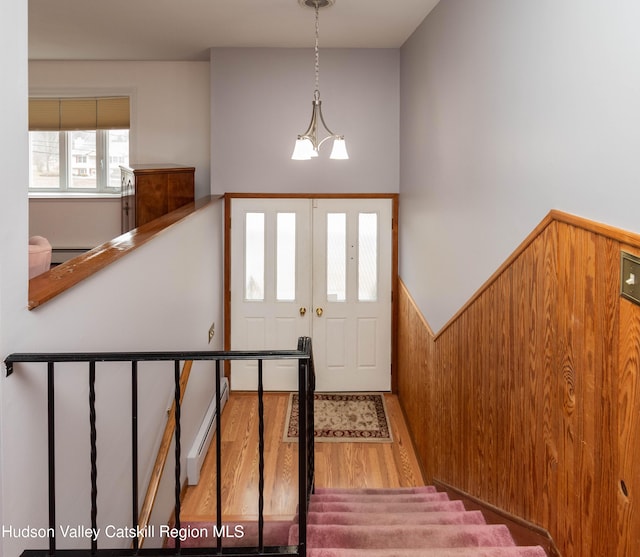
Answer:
[314, 1, 320, 98]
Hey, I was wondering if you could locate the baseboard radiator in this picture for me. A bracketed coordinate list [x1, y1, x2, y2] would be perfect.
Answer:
[51, 247, 91, 265]
[187, 375, 229, 485]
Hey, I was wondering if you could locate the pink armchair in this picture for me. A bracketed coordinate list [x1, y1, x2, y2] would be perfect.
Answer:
[28, 236, 52, 279]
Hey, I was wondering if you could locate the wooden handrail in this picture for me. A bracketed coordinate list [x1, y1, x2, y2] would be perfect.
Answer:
[28, 196, 217, 310]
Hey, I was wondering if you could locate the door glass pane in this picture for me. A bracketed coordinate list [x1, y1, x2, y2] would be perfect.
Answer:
[245, 213, 265, 300]
[358, 213, 378, 301]
[277, 213, 296, 301]
[327, 213, 346, 301]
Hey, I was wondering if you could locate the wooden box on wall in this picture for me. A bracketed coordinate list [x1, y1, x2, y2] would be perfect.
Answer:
[120, 164, 195, 233]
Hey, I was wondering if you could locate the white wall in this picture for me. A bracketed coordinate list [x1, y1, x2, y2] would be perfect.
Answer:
[29, 198, 121, 250]
[400, 0, 640, 331]
[1, 193, 224, 556]
[3, 58, 223, 551]
[28, 61, 211, 248]
[210, 48, 399, 194]
[0, 1, 28, 556]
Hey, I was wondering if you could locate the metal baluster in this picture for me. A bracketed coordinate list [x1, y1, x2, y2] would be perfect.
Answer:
[131, 361, 139, 551]
[258, 359, 265, 551]
[215, 360, 222, 554]
[47, 362, 56, 556]
[173, 360, 181, 552]
[298, 353, 307, 556]
[89, 361, 98, 555]
[308, 346, 316, 501]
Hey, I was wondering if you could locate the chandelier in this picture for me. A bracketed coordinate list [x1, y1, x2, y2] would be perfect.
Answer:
[291, 0, 349, 160]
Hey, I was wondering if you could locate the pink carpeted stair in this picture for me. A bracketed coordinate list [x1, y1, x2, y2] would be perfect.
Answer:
[168, 486, 547, 556]
[289, 487, 547, 557]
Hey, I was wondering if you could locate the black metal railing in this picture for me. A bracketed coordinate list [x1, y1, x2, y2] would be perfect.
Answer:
[4, 337, 315, 557]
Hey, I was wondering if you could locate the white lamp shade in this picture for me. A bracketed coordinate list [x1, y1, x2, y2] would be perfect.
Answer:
[292, 138, 314, 160]
[329, 138, 349, 160]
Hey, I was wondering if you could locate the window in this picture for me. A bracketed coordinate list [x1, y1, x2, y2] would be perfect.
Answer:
[28, 96, 130, 194]
[29, 129, 129, 193]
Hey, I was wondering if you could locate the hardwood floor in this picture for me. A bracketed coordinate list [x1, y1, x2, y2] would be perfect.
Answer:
[179, 392, 424, 522]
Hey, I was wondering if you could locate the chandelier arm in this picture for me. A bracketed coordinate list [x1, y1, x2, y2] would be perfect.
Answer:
[316, 99, 338, 137]
[317, 135, 341, 149]
[298, 102, 320, 145]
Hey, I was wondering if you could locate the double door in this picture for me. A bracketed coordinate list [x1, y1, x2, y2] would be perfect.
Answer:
[230, 197, 393, 392]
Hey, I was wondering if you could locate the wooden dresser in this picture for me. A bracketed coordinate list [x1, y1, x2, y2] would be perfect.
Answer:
[120, 164, 195, 233]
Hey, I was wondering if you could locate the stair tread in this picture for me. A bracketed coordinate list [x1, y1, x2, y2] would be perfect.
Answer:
[314, 486, 437, 495]
[293, 523, 518, 549]
[311, 492, 448, 503]
[307, 548, 547, 557]
[309, 499, 465, 514]
[306, 510, 486, 525]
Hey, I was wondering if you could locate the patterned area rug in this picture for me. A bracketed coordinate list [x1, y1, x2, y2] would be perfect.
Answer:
[283, 392, 393, 443]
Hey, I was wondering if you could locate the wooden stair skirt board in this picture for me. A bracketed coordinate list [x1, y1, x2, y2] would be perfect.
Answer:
[170, 486, 548, 556]
[434, 480, 560, 557]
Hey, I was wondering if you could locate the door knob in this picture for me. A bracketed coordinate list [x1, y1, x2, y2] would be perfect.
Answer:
[300, 307, 307, 316]
[316, 307, 323, 317]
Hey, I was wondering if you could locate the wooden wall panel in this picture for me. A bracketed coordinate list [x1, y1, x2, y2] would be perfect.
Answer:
[397, 283, 434, 480]
[592, 234, 619, 556]
[541, 222, 559, 535]
[398, 212, 640, 557]
[617, 244, 640, 557]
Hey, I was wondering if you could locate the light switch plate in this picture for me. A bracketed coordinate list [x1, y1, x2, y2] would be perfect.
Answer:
[621, 251, 640, 305]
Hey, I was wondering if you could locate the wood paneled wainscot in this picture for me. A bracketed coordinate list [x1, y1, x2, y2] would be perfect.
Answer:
[120, 164, 195, 233]
[397, 210, 640, 557]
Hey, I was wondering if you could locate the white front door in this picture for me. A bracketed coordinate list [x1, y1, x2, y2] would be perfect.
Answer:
[311, 199, 392, 391]
[230, 197, 392, 392]
[230, 198, 312, 390]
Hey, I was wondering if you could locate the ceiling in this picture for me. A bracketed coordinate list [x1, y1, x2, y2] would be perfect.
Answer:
[29, 0, 441, 61]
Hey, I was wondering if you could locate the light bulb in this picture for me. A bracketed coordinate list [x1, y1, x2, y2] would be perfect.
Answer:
[291, 138, 314, 160]
[329, 137, 349, 160]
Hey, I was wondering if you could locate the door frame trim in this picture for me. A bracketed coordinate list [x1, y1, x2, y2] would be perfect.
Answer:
[224, 192, 399, 392]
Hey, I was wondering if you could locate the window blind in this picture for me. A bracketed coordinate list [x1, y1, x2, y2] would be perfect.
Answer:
[29, 97, 130, 131]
